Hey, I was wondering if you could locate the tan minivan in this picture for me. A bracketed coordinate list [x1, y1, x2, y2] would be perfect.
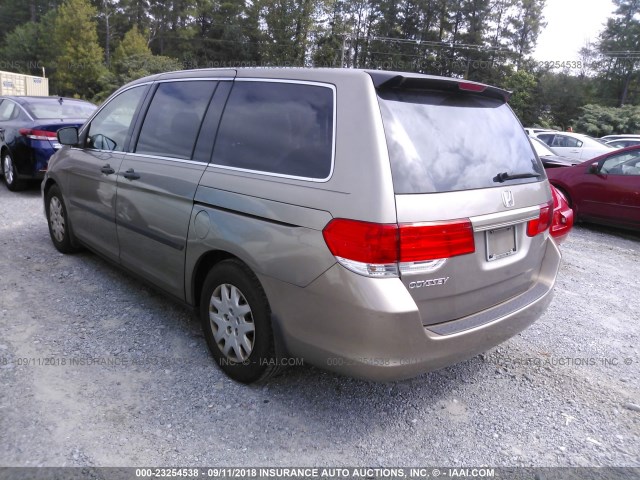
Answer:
[44, 68, 561, 383]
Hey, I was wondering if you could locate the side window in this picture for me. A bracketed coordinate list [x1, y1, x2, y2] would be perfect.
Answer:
[212, 81, 334, 179]
[135, 81, 217, 160]
[553, 136, 582, 148]
[86, 86, 146, 152]
[0, 100, 17, 121]
[537, 134, 554, 145]
[602, 151, 640, 175]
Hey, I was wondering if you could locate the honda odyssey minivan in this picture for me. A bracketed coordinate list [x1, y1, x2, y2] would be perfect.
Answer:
[44, 68, 561, 383]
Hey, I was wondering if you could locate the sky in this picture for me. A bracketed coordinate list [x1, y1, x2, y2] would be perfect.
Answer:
[533, 0, 616, 62]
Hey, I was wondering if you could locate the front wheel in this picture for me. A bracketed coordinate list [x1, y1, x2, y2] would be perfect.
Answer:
[200, 259, 279, 383]
[2, 151, 25, 191]
[45, 185, 80, 253]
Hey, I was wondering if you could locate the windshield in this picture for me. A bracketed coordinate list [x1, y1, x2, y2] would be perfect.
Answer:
[378, 90, 544, 194]
[25, 98, 96, 119]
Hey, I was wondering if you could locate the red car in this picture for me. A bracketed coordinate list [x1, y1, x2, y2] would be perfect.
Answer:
[546, 145, 640, 231]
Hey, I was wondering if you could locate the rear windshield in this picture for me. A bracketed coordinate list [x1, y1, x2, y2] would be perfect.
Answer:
[25, 98, 96, 119]
[378, 90, 544, 194]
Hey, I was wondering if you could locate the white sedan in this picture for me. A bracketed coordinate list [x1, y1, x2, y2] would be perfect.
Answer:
[533, 131, 614, 160]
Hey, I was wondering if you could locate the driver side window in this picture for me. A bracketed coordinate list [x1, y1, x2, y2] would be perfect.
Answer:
[601, 151, 640, 175]
[86, 86, 146, 152]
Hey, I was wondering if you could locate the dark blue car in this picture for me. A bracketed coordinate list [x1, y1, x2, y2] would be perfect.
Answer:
[0, 96, 96, 191]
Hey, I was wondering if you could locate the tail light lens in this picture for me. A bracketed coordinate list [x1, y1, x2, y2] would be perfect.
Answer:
[322, 218, 475, 277]
[19, 129, 57, 141]
[550, 187, 574, 244]
[526, 201, 553, 237]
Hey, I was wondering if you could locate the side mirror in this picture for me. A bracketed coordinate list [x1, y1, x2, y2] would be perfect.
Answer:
[57, 126, 79, 146]
[588, 164, 599, 174]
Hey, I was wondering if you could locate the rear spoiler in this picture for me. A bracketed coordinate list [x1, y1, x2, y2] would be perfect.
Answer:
[367, 71, 511, 102]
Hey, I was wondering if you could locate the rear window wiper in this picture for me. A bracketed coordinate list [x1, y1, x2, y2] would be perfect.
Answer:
[493, 171, 541, 183]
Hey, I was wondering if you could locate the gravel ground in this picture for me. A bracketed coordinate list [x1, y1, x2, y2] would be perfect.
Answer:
[0, 182, 639, 468]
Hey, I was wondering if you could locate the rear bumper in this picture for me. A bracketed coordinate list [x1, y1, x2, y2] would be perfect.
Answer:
[261, 238, 561, 382]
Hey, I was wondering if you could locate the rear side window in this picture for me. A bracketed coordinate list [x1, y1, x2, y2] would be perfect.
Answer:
[212, 81, 334, 180]
[136, 81, 217, 160]
[378, 90, 544, 194]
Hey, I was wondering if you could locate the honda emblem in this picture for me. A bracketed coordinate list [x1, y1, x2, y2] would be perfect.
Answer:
[502, 190, 515, 208]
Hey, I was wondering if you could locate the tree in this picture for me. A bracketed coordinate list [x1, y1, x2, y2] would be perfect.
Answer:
[597, 0, 640, 106]
[52, 0, 107, 98]
[504, 69, 537, 124]
[574, 104, 640, 136]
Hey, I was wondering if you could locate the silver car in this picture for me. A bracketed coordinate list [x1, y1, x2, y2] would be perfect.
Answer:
[43, 68, 561, 383]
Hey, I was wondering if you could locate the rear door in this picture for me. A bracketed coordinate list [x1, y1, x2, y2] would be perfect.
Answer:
[116, 79, 228, 299]
[63, 85, 148, 262]
[377, 87, 551, 326]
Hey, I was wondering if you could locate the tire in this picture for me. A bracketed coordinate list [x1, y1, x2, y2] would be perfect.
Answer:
[200, 259, 279, 383]
[2, 150, 25, 191]
[45, 185, 80, 253]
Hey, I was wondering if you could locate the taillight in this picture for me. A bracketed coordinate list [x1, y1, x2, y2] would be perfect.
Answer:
[526, 201, 553, 237]
[550, 187, 574, 244]
[19, 129, 57, 141]
[322, 218, 475, 277]
[399, 221, 475, 262]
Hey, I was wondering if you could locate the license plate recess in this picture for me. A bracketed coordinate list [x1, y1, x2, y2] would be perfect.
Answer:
[485, 225, 517, 262]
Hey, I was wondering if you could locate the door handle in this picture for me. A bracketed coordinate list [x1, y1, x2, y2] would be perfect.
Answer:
[122, 168, 140, 180]
[101, 164, 115, 175]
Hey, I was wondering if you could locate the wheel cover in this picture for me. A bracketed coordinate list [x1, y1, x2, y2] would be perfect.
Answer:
[3, 154, 13, 185]
[209, 283, 255, 362]
[49, 196, 65, 243]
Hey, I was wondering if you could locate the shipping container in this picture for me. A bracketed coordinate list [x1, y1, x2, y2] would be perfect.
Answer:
[0, 70, 49, 96]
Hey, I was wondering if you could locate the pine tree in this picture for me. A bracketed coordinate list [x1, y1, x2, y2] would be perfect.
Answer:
[52, 0, 107, 98]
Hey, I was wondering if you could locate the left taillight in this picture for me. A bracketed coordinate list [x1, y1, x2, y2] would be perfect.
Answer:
[322, 218, 475, 278]
[19, 128, 57, 141]
[526, 201, 553, 237]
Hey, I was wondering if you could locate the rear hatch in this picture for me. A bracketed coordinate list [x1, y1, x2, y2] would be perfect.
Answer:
[373, 73, 552, 326]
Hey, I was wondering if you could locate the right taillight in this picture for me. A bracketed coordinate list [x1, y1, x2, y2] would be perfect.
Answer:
[526, 201, 553, 237]
[322, 218, 475, 277]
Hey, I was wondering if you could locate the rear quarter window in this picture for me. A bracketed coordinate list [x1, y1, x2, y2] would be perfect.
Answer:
[211, 81, 334, 180]
[378, 90, 544, 193]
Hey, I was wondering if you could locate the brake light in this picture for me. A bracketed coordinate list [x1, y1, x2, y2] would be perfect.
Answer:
[322, 218, 475, 277]
[19, 129, 57, 140]
[458, 82, 486, 93]
[526, 201, 553, 237]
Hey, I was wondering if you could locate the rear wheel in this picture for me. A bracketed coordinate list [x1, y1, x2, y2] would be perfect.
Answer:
[45, 185, 81, 253]
[200, 259, 279, 383]
[2, 151, 25, 191]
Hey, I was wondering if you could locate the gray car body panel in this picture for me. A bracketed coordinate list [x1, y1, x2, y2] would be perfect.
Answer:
[44, 67, 561, 381]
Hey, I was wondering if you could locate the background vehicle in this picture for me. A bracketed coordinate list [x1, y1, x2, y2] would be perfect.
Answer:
[0, 95, 95, 190]
[44, 68, 561, 383]
[524, 127, 557, 136]
[604, 138, 640, 149]
[533, 131, 614, 160]
[530, 137, 582, 169]
[601, 134, 640, 141]
[546, 145, 640, 231]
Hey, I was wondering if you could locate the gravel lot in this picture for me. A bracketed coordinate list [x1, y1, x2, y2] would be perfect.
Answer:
[0, 182, 639, 468]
